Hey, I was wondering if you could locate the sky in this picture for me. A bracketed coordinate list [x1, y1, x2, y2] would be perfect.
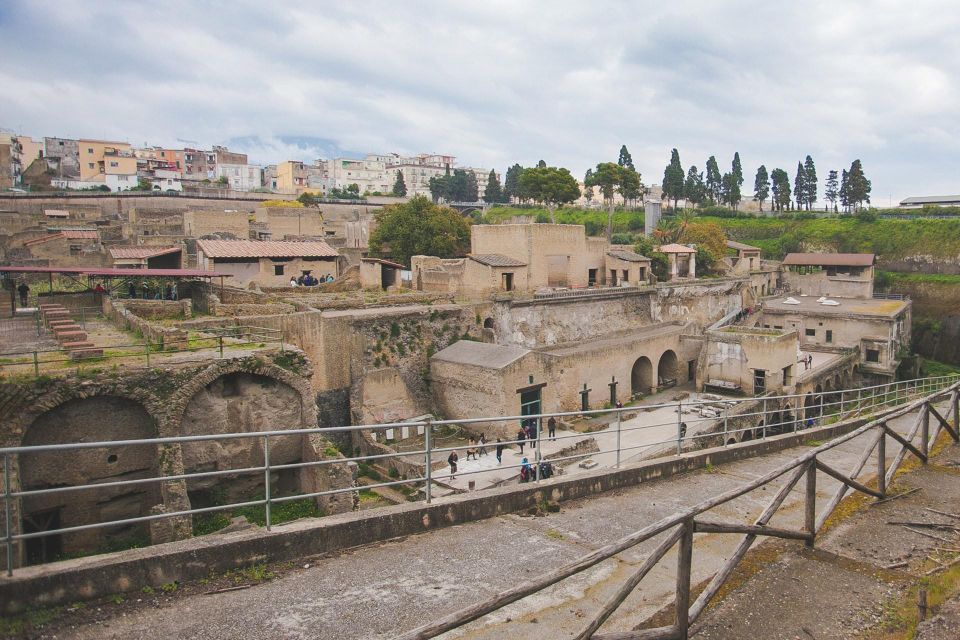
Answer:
[1, 1, 959, 205]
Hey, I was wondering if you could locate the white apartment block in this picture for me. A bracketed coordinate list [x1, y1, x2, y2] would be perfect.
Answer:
[216, 163, 263, 191]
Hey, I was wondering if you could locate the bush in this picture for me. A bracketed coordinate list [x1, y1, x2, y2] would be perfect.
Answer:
[610, 233, 634, 245]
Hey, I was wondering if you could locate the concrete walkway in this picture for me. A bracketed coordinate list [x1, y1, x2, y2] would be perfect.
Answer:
[47, 399, 954, 640]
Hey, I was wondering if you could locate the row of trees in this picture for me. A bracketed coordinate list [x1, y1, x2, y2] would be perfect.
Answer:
[584, 146, 645, 239]
[662, 150, 744, 210]
[754, 158, 871, 212]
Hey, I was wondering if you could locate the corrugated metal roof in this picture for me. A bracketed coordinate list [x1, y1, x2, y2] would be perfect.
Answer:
[109, 246, 181, 260]
[468, 253, 527, 267]
[0, 265, 231, 278]
[726, 240, 761, 252]
[361, 257, 406, 270]
[900, 195, 960, 205]
[197, 239, 338, 259]
[782, 253, 875, 267]
[607, 249, 650, 263]
[658, 243, 695, 253]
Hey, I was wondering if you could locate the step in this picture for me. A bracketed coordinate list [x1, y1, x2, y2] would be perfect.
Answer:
[56, 331, 88, 342]
[47, 319, 76, 327]
[43, 310, 70, 319]
[62, 341, 96, 350]
[52, 324, 81, 334]
[39, 304, 66, 311]
[70, 348, 103, 360]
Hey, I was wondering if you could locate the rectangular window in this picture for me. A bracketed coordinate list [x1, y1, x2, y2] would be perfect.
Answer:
[866, 349, 880, 363]
[753, 369, 766, 394]
[826, 330, 833, 343]
[87, 148, 93, 154]
[88, 163, 94, 169]
[110, 161, 118, 168]
[782, 365, 793, 386]
[805, 328, 816, 337]
[274, 265, 285, 276]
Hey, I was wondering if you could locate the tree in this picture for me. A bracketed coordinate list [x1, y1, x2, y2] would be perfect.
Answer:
[483, 169, 504, 203]
[465, 171, 479, 202]
[729, 153, 744, 209]
[392, 170, 407, 197]
[793, 162, 806, 210]
[428, 174, 449, 202]
[705, 156, 722, 204]
[732, 152, 743, 187]
[518, 166, 581, 222]
[587, 161, 623, 240]
[297, 191, 318, 206]
[618, 166, 642, 209]
[683, 166, 705, 207]
[845, 159, 872, 211]
[753, 165, 770, 212]
[824, 169, 839, 212]
[618, 145, 635, 171]
[368, 195, 471, 267]
[680, 221, 727, 274]
[583, 168, 594, 202]
[770, 168, 791, 212]
[503, 164, 523, 203]
[537, 159, 547, 168]
[839, 169, 850, 212]
[721, 172, 740, 207]
[803, 155, 817, 210]
[661, 148, 685, 210]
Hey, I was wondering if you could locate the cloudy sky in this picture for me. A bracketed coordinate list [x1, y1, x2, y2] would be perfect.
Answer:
[2, 1, 958, 204]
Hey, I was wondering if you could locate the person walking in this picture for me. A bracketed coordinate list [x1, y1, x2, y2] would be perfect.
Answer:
[478, 433, 488, 457]
[547, 416, 556, 440]
[16, 282, 29, 307]
[520, 457, 533, 483]
[516, 425, 526, 455]
[495, 438, 504, 464]
[526, 419, 537, 449]
[447, 449, 459, 480]
[466, 437, 477, 461]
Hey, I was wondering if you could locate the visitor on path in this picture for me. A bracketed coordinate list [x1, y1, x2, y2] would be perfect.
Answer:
[94, 283, 105, 294]
[806, 417, 815, 429]
[297, 274, 305, 286]
[615, 400, 623, 409]
[326, 274, 335, 283]
[17, 282, 29, 307]
[127, 283, 136, 299]
[495, 438, 504, 464]
[447, 449, 458, 479]
[290, 277, 298, 287]
[516, 426, 527, 455]
[679, 422, 688, 439]
[520, 457, 533, 483]
[165, 283, 173, 300]
[808, 354, 813, 369]
[466, 437, 477, 460]
[526, 420, 538, 449]
[547, 416, 556, 439]
[478, 433, 488, 456]
[171, 282, 178, 301]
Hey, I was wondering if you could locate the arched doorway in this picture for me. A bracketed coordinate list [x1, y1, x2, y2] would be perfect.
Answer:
[483, 317, 495, 330]
[657, 350, 679, 388]
[20, 396, 160, 564]
[631, 356, 653, 396]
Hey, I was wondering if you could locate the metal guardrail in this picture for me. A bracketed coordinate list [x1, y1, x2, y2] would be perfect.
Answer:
[1, 373, 957, 578]
[872, 292, 909, 300]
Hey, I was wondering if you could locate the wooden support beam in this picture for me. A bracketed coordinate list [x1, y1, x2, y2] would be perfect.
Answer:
[817, 429, 883, 531]
[920, 404, 930, 460]
[689, 462, 808, 623]
[929, 404, 959, 442]
[675, 519, 694, 638]
[883, 423, 927, 463]
[816, 459, 884, 499]
[574, 526, 684, 640]
[886, 402, 936, 488]
[877, 429, 887, 497]
[805, 461, 816, 548]
[693, 519, 813, 542]
[593, 626, 681, 640]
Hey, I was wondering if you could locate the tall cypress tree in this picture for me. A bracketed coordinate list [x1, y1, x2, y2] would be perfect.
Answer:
[662, 148, 685, 210]
[839, 169, 850, 212]
[618, 145, 635, 171]
[483, 169, 503, 203]
[824, 169, 839, 212]
[803, 155, 817, 210]
[793, 162, 806, 209]
[846, 159, 872, 211]
[753, 165, 770, 212]
[683, 165, 705, 207]
[392, 169, 407, 197]
[504, 164, 522, 202]
[705, 156, 722, 204]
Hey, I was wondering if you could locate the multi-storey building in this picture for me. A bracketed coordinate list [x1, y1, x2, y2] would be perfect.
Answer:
[276, 161, 307, 192]
[216, 163, 263, 191]
[43, 137, 80, 179]
[78, 139, 138, 190]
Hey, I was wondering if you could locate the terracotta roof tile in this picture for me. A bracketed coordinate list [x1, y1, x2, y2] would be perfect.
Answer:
[468, 253, 527, 267]
[197, 239, 338, 259]
[782, 253, 874, 267]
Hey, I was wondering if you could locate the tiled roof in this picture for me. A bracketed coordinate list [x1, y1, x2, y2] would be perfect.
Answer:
[782, 253, 875, 267]
[43, 209, 69, 217]
[726, 240, 761, 252]
[468, 253, 527, 267]
[109, 246, 181, 260]
[361, 257, 406, 269]
[197, 239, 338, 259]
[607, 249, 650, 262]
[658, 243, 695, 254]
[22, 230, 98, 246]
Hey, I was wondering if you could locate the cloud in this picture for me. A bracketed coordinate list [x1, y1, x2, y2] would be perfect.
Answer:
[1, 0, 958, 203]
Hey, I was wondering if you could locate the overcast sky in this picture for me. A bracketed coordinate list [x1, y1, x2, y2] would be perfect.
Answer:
[2, 1, 958, 204]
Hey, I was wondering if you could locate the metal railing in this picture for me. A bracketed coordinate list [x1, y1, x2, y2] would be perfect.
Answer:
[872, 292, 909, 300]
[401, 379, 960, 640]
[2, 373, 957, 578]
[0, 324, 284, 377]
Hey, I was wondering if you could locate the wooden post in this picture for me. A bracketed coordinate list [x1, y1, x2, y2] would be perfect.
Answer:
[918, 587, 928, 622]
[676, 519, 694, 638]
[877, 429, 886, 498]
[920, 403, 930, 461]
[805, 459, 816, 547]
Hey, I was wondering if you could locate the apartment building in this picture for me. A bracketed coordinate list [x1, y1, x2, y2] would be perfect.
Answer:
[276, 160, 307, 192]
[43, 137, 81, 179]
[78, 139, 138, 190]
[216, 163, 263, 191]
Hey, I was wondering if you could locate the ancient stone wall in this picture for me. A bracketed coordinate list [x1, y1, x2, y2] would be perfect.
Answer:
[102, 296, 188, 348]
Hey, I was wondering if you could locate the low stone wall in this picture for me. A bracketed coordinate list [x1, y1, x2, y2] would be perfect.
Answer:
[211, 302, 296, 317]
[0, 416, 877, 614]
[122, 299, 191, 320]
[102, 297, 189, 349]
[35, 291, 102, 312]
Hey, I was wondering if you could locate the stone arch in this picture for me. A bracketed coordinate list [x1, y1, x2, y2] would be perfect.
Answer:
[483, 317, 495, 330]
[631, 356, 653, 396]
[20, 395, 161, 564]
[657, 350, 679, 387]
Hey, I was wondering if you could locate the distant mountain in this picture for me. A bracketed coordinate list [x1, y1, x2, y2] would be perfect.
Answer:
[224, 135, 365, 166]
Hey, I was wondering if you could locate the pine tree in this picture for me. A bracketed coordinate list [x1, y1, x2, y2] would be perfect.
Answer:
[753, 165, 770, 212]
[721, 172, 740, 207]
[846, 159, 872, 211]
[770, 168, 791, 212]
[483, 169, 503, 203]
[618, 145, 635, 171]
[465, 170, 479, 202]
[705, 156, 722, 204]
[839, 169, 850, 212]
[583, 168, 594, 202]
[732, 152, 744, 187]
[504, 164, 523, 202]
[391, 169, 407, 197]
[824, 169, 839, 212]
[683, 165, 705, 207]
[793, 162, 806, 210]
[662, 148, 685, 210]
[803, 155, 817, 210]
[537, 159, 547, 168]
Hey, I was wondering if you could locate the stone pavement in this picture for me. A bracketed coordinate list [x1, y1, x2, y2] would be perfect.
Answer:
[49, 400, 954, 640]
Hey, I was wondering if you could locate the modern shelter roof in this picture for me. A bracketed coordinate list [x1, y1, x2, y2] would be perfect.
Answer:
[109, 246, 181, 259]
[658, 243, 695, 254]
[607, 249, 650, 262]
[726, 240, 761, 252]
[782, 253, 874, 267]
[197, 239, 338, 259]
[0, 265, 231, 278]
[468, 253, 527, 267]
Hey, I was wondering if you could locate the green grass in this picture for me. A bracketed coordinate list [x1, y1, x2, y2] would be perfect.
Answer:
[921, 359, 960, 378]
[884, 272, 960, 286]
[0, 607, 61, 636]
[191, 494, 324, 536]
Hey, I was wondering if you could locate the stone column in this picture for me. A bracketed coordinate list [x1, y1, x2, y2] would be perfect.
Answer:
[670, 254, 678, 280]
[689, 252, 696, 279]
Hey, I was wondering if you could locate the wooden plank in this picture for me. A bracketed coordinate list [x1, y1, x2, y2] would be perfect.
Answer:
[816, 429, 883, 531]
[883, 423, 927, 463]
[805, 461, 816, 548]
[592, 626, 680, 640]
[675, 519, 694, 637]
[929, 404, 959, 442]
[574, 526, 684, 640]
[693, 520, 812, 542]
[877, 430, 887, 497]
[816, 459, 884, 499]
[886, 401, 937, 487]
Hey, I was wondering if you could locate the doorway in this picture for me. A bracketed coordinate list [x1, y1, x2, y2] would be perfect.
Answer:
[23, 508, 63, 565]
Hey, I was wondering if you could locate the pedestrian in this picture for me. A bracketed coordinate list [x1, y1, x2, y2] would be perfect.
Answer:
[94, 283, 105, 294]
[808, 354, 813, 369]
[16, 281, 29, 307]
[165, 283, 173, 300]
[526, 419, 537, 449]
[466, 437, 477, 461]
[547, 416, 556, 439]
[171, 282, 178, 301]
[516, 425, 526, 455]
[615, 400, 623, 409]
[495, 438, 504, 464]
[297, 274, 305, 286]
[127, 282, 136, 299]
[447, 449, 458, 479]
[680, 422, 688, 439]
[520, 457, 532, 483]
[478, 433, 488, 457]
[290, 277, 298, 287]
[327, 274, 334, 283]
[806, 417, 815, 429]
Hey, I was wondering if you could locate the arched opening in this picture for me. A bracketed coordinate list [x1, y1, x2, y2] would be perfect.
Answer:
[726, 438, 737, 446]
[20, 396, 159, 564]
[483, 317, 495, 330]
[631, 356, 653, 396]
[657, 350, 679, 389]
[181, 373, 306, 511]
[755, 419, 765, 439]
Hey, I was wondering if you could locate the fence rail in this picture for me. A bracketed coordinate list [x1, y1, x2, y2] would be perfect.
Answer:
[2, 373, 958, 580]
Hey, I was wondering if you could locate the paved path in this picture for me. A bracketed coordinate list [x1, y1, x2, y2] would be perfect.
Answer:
[50, 400, 952, 640]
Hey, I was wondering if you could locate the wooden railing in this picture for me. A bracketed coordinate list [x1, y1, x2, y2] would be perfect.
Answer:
[398, 381, 960, 640]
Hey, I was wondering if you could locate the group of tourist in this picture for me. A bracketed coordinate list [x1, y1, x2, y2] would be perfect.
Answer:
[446, 416, 560, 482]
[289, 273, 334, 287]
[126, 281, 178, 300]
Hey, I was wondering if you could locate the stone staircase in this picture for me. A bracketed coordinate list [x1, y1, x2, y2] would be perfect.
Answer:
[39, 304, 103, 360]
